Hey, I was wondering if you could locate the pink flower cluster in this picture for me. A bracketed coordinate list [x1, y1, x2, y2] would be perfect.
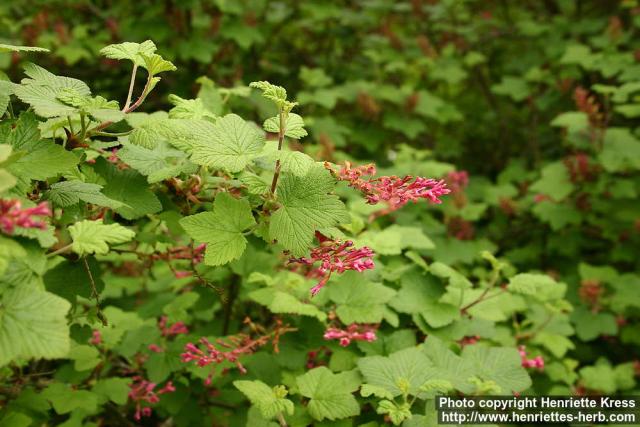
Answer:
[128, 377, 175, 420]
[323, 324, 377, 347]
[158, 315, 189, 337]
[147, 316, 189, 353]
[155, 243, 206, 279]
[289, 232, 375, 296]
[445, 170, 469, 193]
[326, 161, 450, 214]
[519, 345, 544, 370]
[181, 336, 259, 385]
[0, 200, 51, 234]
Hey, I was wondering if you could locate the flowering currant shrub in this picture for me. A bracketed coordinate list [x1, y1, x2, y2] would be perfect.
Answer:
[0, 3, 639, 422]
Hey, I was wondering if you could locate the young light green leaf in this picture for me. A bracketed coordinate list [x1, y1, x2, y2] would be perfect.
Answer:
[0, 287, 71, 367]
[179, 192, 256, 266]
[0, 44, 49, 53]
[189, 113, 265, 173]
[263, 113, 307, 139]
[256, 141, 314, 177]
[377, 400, 412, 426]
[168, 94, 217, 120]
[296, 367, 361, 421]
[69, 219, 135, 256]
[13, 63, 91, 118]
[233, 380, 294, 420]
[99, 40, 157, 66]
[269, 164, 349, 256]
[250, 81, 297, 112]
[358, 347, 434, 399]
[141, 53, 177, 76]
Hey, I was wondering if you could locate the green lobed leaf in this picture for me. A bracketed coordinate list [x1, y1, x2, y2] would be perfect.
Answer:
[296, 367, 361, 421]
[0, 287, 71, 367]
[263, 113, 308, 139]
[233, 380, 294, 420]
[69, 219, 135, 256]
[46, 180, 124, 209]
[180, 192, 256, 265]
[269, 164, 349, 256]
[189, 113, 265, 173]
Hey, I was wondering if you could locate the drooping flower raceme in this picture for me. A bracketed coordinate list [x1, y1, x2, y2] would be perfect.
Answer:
[288, 232, 375, 296]
[158, 315, 189, 337]
[153, 243, 206, 279]
[128, 377, 175, 421]
[323, 324, 377, 347]
[326, 161, 450, 215]
[0, 200, 51, 235]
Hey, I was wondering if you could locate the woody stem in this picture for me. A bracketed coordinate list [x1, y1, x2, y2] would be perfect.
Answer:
[269, 109, 285, 195]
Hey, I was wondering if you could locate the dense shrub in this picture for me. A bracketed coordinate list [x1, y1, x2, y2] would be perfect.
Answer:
[0, 1, 638, 425]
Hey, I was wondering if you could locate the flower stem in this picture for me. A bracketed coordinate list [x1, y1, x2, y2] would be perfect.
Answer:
[46, 243, 73, 257]
[277, 412, 288, 427]
[269, 109, 286, 195]
[123, 64, 138, 111]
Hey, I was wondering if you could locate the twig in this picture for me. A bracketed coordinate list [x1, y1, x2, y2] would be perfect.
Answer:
[83, 256, 108, 326]
[222, 275, 240, 335]
[269, 110, 286, 194]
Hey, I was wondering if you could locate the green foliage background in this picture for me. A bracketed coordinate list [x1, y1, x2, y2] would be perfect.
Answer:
[0, 0, 639, 426]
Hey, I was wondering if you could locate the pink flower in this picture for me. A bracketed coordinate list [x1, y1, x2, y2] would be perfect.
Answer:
[458, 335, 480, 347]
[174, 270, 192, 279]
[518, 345, 545, 370]
[326, 162, 451, 216]
[323, 324, 377, 347]
[148, 344, 164, 353]
[289, 232, 375, 296]
[128, 377, 175, 421]
[89, 330, 102, 346]
[534, 194, 550, 203]
[0, 200, 51, 235]
[158, 316, 189, 337]
[107, 148, 119, 164]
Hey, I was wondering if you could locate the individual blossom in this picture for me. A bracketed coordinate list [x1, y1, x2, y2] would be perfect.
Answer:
[325, 162, 450, 217]
[323, 324, 377, 347]
[458, 335, 480, 347]
[128, 377, 175, 421]
[0, 200, 51, 235]
[148, 344, 164, 353]
[89, 330, 102, 346]
[518, 345, 544, 370]
[288, 232, 375, 296]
